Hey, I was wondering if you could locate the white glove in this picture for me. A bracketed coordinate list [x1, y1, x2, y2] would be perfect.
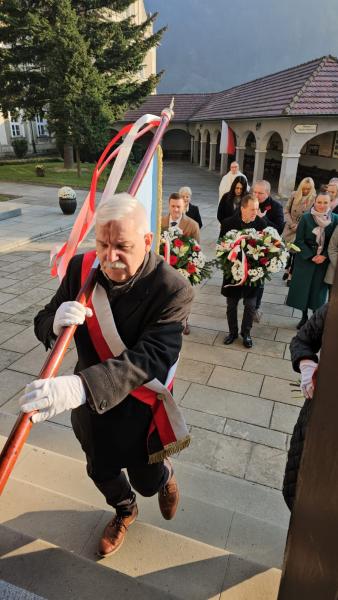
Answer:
[53, 301, 93, 336]
[19, 375, 86, 423]
[299, 359, 318, 399]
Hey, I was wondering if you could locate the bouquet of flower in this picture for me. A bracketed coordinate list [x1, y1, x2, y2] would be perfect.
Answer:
[58, 186, 76, 200]
[215, 226, 298, 287]
[160, 227, 212, 285]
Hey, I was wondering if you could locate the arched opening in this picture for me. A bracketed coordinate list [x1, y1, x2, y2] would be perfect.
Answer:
[296, 131, 338, 189]
[243, 132, 256, 182]
[216, 131, 222, 170]
[263, 132, 283, 188]
[162, 129, 191, 160]
[205, 130, 211, 168]
[132, 130, 154, 163]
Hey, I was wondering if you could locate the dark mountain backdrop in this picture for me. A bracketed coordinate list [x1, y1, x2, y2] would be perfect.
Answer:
[145, 0, 338, 93]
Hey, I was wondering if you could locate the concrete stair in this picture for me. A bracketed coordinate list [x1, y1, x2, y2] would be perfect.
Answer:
[0, 413, 284, 599]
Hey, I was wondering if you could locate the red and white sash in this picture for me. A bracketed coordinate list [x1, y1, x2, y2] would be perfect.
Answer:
[81, 251, 190, 463]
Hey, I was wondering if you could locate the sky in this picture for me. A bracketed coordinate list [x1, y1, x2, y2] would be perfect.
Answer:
[145, 0, 338, 93]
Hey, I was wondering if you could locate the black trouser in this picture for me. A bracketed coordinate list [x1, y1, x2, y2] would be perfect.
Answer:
[90, 461, 171, 516]
[226, 295, 257, 336]
[255, 285, 264, 310]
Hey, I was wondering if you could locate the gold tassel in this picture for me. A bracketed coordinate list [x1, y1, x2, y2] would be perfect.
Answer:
[148, 435, 191, 464]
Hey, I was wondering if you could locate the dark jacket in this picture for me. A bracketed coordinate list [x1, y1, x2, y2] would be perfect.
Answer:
[259, 196, 285, 235]
[220, 212, 268, 298]
[186, 203, 203, 228]
[217, 192, 241, 224]
[282, 304, 327, 510]
[34, 251, 193, 468]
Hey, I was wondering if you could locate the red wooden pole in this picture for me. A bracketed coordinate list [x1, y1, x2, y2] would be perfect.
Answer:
[0, 102, 174, 495]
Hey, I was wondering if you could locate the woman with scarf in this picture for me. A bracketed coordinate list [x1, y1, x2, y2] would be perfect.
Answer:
[282, 177, 316, 286]
[217, 176, 247, 226]
[286, 192, 338, 329]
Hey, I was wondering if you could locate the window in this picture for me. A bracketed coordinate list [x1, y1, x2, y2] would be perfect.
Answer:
[35, 115, 48, 137]
[10, 119, 23, 138]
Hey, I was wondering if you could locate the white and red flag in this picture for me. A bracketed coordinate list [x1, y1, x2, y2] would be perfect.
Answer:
[220, 120, 236, 155]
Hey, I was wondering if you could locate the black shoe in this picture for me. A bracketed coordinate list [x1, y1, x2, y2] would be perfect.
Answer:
[223, 333, 238, 345]
[282, 271, 289, 281]
[297, 314, 308, 329]
[286, 279, 291, 287]
[241, 334, 253, 348]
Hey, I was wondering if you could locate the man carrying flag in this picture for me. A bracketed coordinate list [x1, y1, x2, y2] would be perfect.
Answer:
[19, 193, 193, 556]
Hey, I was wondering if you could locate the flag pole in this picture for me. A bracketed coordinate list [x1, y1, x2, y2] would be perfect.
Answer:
[0, 101, 175, 495]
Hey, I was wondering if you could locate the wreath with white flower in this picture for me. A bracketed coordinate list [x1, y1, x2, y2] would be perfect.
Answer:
[215, 227, 299, 287]
[160, 226, 212, 285]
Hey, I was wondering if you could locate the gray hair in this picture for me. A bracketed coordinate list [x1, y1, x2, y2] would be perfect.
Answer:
[254, 179, 271, 194]
[95, 192, 149, 234]
[179, 186, 192, 197]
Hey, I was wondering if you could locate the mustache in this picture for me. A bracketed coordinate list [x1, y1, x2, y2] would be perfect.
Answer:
[104, 260, 126, 270]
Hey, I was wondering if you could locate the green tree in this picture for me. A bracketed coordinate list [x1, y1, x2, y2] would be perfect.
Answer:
[0, 0, 165, 169]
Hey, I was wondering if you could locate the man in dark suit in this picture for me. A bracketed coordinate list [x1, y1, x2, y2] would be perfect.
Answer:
[221, 194, 267, 348]
[20, 193, 193, 557]
[252, 180, 285, 322]
[179, 186, 203, 229]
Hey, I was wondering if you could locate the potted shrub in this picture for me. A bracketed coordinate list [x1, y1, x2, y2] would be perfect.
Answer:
[58, 186, 77, 215]
[35, 164, 45, 177]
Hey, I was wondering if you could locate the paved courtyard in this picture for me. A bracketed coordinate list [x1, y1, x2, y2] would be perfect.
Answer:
[0, 161, 302, 575]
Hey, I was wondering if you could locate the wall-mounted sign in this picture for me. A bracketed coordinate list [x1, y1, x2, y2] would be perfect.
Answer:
[294, 124, 318, 134]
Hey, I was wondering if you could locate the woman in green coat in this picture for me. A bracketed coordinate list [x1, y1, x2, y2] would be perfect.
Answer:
[286, 192, 338, 329]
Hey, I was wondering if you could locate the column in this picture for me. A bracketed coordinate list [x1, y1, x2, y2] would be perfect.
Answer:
[235, 146, 246, 171]
[209, 142, 217, 171]
[199, 141, 206, 167]
[278, 153, 300, 197]
[190, 137, 194, 163]
[193, 140, 199, 164]
[252, 149, 266, 183]
[220, 153, 228, 175]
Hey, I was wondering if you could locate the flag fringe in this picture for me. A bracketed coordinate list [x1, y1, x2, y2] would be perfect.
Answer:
[148, 435, 191, 464]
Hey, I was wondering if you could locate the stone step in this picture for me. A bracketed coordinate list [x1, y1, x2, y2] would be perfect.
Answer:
[1, 479, 281, 600]
[0, 422, 288, 571]
[0, 524, 177, 600]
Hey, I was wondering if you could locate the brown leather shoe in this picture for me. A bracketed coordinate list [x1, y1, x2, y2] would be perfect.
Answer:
[183, 323, 190, 335]
[98, 505, 138, 557]
[158, 474, 179, 520]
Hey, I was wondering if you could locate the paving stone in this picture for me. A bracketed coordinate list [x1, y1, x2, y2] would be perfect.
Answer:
[198, 284, 219, 296]
[224, 419, 288, 451]
[270, 402, 301, 434]
[1, 264, 49, 280]
[208, 365, 264, 396]
[176, 357, 214, 384]
[0, 288, 52, 314]
[0, 276, 19, 289]
[0, 369, 34, 407]
[260, 302, 293, 317]
[189, 313, 227, 332]
[0, 259, 34, 273]
[0, 290, 16, 305]
[0, 321, 26, 344]
[260, 376, 303, 406]
[182, 406, 226, 433]
[226, 512, 287, 569]
[243, 354, 298, 381]
[173, 378, 191, 403]
[250, 323, 277, 341]
[214, 332, 285, 358]
[0, 348, 23, 371]
[7, 305, 43, 326]
[245, 444, 287, 489]
[260, 292, 286, 305]
[193, 292, 226, 307]
[284, 344, 291, 360]
[182, 383, 273, 427]
[3, 274, 55, 295]
[275, 328, 296, 343]
[7, 345, 76, 377]
[185, 326, 218, 345]
[0, 325, 39, 353]
[192, 301, 225, 319]
[181, 340, 245, 369]
[261, 313, 298, 329]
[181, 426, 253, 479]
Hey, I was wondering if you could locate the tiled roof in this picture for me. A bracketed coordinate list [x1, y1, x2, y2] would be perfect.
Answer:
[122, 56, 338, 122]
[123, 93, 213, 121]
